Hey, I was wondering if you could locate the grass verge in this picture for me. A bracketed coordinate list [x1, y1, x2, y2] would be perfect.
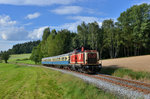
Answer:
[0, 63, 116, 99]
[101, 67, 150, 83]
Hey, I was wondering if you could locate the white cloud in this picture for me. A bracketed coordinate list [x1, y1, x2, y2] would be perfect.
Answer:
[0, 15, 46, 41]
[50, 16, 104, 32]
[0, 15, 29, 41]
[50, 16, 117, 32]
[28, 26, 48, 40]
[68, 16, 99, 22]
[0, 15, 16, 27]
[51, 6, 83, 15]
[133, 0, 150, 5]
[26, 12, 40, 19]
[0, 0, 80, 6]
[1, 27, 28, 40]
[51, 6, 100, 15]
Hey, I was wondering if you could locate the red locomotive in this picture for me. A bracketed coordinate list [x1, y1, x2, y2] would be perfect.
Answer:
[42, 47, 102, 73]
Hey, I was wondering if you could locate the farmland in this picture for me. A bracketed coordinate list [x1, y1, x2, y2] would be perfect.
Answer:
[102, 55, 150, 72]
[7, 54, 150, 83]
[101, 55, 150, 83]
[0, 63, 116, 99]
[8, 54, 34, 64]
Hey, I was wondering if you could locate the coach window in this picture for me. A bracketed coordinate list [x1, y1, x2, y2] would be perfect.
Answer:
[65, 57, 67, 61]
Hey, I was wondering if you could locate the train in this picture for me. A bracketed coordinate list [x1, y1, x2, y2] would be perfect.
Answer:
[41, 47, 102, 73]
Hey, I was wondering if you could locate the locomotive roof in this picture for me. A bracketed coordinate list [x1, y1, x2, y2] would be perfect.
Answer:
[42, 52, 73, 60]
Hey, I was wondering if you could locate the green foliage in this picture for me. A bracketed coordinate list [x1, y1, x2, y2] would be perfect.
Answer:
[77, 22, 89, 47]
[42, 27, 50, 41]
[72, 34, 80, 49]
[1, 51, 10, 63]
[117, 3, 150, 56]
[30, 45, 43, 64]
[88, 22, 101, 50]
[7, 40, 40, 54]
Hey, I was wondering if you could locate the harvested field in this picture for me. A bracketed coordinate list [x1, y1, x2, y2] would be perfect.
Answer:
[101, 55, 150, 72]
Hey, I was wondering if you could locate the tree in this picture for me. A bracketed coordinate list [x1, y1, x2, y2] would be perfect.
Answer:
[102, 19, 116, 58]
[77, 22, 89, 48]
[118, 3, 150, 56]
[7, 40, 40, 54]
[88, 22, 101, 50]
[42, 27, 50, 41]
[72, 34, 80, 49]
[1, 51, 10, 63]
[30, 45, 43, 64]
[0, 52, 2, 63]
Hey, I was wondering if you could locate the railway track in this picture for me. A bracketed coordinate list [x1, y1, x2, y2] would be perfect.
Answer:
[17, 63, 150, 98]
[59, 67, 150, 95]
[95, 74, 150, 94]
[71, 71, 150, 95]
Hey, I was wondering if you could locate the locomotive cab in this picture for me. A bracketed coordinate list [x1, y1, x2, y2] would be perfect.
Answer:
[70, 47, 102, 73]
[84, 50, 99, 65]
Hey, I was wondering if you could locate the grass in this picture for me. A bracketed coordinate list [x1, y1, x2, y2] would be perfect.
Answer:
[8, 53, 35, 64]
[101, 67, 150, 83]
[0, 63, 116, 99]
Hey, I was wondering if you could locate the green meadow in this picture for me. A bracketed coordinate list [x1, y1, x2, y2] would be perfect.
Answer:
[0, 63, 116, 99]
[8, 53, 35, 64]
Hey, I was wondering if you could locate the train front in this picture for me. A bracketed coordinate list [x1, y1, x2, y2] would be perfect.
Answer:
[83, 50, 102, 73]
[70, 47, 102, 73]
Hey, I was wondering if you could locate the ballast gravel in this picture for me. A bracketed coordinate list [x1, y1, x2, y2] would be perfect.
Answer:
[46, 67, 150, 99]
[22, 64, 150, 99]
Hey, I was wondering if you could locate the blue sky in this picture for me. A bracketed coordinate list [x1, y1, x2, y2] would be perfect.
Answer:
[0, 0, 150, 51]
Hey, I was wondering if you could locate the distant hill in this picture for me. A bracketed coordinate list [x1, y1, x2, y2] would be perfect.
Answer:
[7, 40, 40, 54]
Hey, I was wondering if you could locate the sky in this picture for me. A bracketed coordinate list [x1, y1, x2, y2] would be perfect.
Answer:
[0, 0, 150, 51]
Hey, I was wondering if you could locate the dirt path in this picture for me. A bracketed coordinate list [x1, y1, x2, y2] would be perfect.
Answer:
[101, 55, 150, 72]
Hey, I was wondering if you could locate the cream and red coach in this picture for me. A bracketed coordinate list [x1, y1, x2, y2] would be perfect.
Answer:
[42, 47, 102, 73]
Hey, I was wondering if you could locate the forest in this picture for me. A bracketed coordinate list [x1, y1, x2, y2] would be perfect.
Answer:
[30, 3, 150, 63]
[0, 40, 40, 54]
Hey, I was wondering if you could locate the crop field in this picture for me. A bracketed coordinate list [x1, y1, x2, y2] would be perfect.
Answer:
[101, 55, 150, 83]
[8, 54, 35, 64]
[0, 63, 116, 99]
[102, 55, 150, 72]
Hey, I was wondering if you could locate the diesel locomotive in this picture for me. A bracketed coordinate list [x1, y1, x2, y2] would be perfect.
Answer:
[42, 47, 102, 73]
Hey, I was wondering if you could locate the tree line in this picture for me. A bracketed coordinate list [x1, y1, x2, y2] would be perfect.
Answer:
[31, 3, 150, 63]
[0, 40, 40, 63]
[7, 40, 41, 54]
